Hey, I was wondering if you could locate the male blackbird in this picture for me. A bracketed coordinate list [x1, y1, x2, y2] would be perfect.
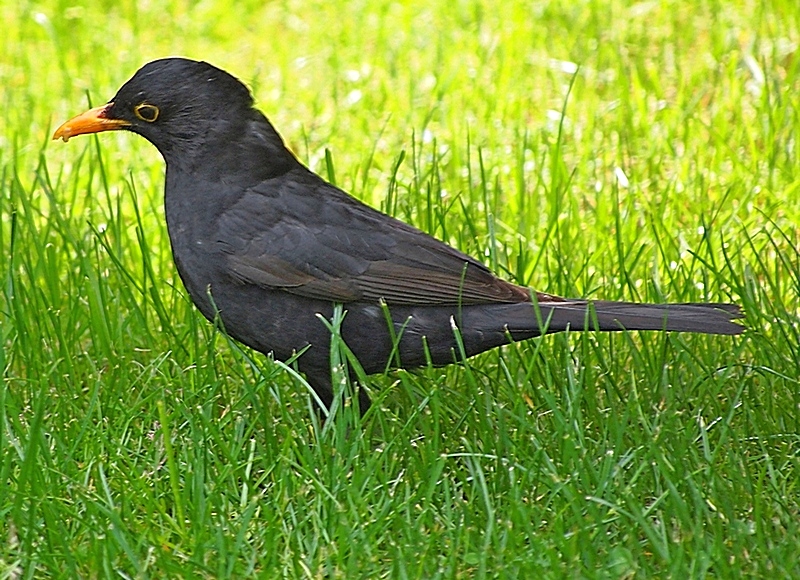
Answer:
[54, 58, 743, 412]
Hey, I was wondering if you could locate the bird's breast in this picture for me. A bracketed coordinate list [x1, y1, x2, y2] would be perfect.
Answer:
[163, 173, 231, 320]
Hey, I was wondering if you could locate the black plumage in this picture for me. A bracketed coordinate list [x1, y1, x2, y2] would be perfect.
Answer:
[54, 58, 744, 412]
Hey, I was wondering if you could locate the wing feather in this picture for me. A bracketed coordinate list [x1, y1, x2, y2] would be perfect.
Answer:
[216, 170, 531, 306]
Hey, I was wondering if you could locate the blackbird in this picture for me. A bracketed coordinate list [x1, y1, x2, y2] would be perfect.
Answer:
[54, 58, 743, 413]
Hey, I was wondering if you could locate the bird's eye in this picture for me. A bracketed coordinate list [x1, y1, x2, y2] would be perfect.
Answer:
[134, 103, 160, 122]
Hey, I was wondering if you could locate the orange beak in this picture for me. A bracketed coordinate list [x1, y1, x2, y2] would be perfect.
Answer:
[52, 103, 131, 142]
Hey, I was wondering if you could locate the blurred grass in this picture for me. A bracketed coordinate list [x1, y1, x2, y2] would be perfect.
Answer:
[2, 0, 799, 577]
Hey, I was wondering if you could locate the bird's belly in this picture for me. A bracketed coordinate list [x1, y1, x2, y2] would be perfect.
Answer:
[173, 254, 541, 377]
[168, 233, 540, 374]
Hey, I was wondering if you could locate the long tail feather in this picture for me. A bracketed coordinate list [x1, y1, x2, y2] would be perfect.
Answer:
[538, 300, 744, 335]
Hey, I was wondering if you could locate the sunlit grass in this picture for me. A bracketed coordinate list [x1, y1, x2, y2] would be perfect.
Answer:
[1, 0, 798, 577]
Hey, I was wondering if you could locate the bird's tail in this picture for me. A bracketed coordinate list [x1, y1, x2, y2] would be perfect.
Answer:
[372, 298, 744, 372]
[534, 300, 744, 335]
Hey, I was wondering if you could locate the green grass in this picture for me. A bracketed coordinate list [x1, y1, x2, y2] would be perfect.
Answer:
[2, 0, 799, 576]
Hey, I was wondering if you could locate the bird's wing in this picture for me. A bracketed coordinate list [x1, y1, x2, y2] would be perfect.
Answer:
[215, 170, 531, 305]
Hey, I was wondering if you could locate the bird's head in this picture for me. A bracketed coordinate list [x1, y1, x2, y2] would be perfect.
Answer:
[53, 58, 258, 162]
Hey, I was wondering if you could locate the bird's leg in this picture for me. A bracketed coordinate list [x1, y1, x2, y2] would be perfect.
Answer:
[303, 368, 372, 421]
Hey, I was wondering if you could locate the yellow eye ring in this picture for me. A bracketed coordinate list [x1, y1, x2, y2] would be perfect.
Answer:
[134, 103, 159, 123]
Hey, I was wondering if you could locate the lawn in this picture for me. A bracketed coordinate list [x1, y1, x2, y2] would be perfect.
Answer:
[1, 0, 798, 577]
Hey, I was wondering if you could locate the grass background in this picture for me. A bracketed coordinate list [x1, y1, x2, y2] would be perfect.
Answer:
[2, 0, 799, 577]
